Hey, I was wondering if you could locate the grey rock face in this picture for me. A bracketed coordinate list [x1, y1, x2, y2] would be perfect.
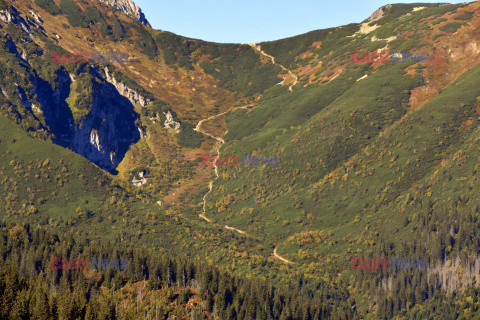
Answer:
[0, 7, 31, 33]
[367, 4, 392, 23]
[35, 68, 140, 174]
[164, 111, 180, 131]
[103, 67, 152, 107]
[98, 0, 150, 26]
[70, 79, 141, 173]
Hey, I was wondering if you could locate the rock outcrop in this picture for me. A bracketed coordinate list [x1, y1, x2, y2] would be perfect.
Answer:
[69, 77, 141, 173]
[35, 68, 140, 173]
[164, 111, 181, 131]
[367, 4, 392, 23]
[103, 67, 152, 107]
[98, 0, 150, 26]
[0, 6, 30, 32]
[132, 170, 147, 187]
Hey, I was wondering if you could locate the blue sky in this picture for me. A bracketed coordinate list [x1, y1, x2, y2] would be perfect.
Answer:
[134, 0, 467, 44]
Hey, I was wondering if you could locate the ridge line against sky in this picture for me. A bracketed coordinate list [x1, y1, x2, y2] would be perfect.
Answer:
[134, 0, 467, 44]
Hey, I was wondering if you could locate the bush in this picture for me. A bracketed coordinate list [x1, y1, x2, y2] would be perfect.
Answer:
[156, 32, 200, 69]
[432, 33, 443, 41]
[439, 22, 464, 33]
[0, 0, 8, 11]
[373, 3, 440, 26]
[74, 73, 93, 111]
[177, 123, 203, 148]
[59, 0, 88, 28]
[85, 6, 102, 23]
[133, 24, 158, 59]
[35, 0, 61, 15]
[425, 3, 463, 17]
[149, 100, 170, 120]
[454, 11, 474, 21]
[199, 43, 282, 96]
[109, 13, 125, 40]
[432, 18, 447, 25]
[86, 6, 111, 37]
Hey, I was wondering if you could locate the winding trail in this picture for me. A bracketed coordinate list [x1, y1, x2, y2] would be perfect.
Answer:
[250, 43, 298, 92]
[194, 103, 294, 263]
[194, 105, 250, 236]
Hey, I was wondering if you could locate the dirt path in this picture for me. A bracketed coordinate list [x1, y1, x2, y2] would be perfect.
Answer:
[273, 247, 294, 264]
[195, 104, 293, 264]
[199, 213, 211, 223]
[194, 104, 251, 235]
[224, 225, 247, 236]
[250, 43, 298, 92]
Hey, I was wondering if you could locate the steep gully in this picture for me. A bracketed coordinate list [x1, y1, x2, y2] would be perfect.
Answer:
[193, 105, 294, 265]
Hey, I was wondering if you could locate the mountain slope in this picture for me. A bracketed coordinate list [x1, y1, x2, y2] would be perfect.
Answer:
[98, 0, 150, 26]
[3, 0, 480, 318]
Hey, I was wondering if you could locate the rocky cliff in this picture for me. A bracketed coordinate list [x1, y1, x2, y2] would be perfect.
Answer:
[35, 67, 140, 173]
[98, 0, 150, 26]
[103, 67, 152, 107]
[69, 76, 141, 173]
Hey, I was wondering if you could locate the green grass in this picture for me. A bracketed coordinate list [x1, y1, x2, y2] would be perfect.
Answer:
[199, 43, 283, 97]
[0, 115, 109, 213]
[439, 22, 464, 33]
[4, 0, 480, 315]
[454, 11, 474, 21]
[209, 63, 424, 261]
[0, 116, 282, 284]
[59, 0, 88, 28]
[206, 26, 480, 277]
[260, 24, 359, 69]
[35, 0, 61, 15]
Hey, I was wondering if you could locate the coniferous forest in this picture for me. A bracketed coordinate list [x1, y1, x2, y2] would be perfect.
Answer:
[0, 222, 355, 320]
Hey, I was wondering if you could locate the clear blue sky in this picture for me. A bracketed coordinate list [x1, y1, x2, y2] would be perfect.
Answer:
[134, 0, 467, 44]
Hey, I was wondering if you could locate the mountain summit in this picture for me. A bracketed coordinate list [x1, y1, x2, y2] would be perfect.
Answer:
[98, 0, 150, 26]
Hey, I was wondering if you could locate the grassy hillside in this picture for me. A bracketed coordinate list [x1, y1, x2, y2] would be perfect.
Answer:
[200, 1, 480, 316]
[4, 0, 480, 318]
[0, 113, 302, 289]
[0, 115, 108, 217]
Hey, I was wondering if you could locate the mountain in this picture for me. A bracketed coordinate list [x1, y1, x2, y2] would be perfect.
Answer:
[98, 0, 150, 26]
[2, 0, 480, 318]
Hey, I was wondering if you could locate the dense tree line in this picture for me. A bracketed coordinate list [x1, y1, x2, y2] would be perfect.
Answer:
[0, 222, 357, 319]
[348, 198, 480, 318]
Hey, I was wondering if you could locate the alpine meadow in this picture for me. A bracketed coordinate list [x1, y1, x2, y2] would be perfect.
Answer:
[2, 0, 480, 319]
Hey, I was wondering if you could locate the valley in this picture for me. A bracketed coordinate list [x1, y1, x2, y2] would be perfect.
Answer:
[1, 0, 480, 318]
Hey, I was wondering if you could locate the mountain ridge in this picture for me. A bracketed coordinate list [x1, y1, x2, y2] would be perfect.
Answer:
[3, 0, 480, 318]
